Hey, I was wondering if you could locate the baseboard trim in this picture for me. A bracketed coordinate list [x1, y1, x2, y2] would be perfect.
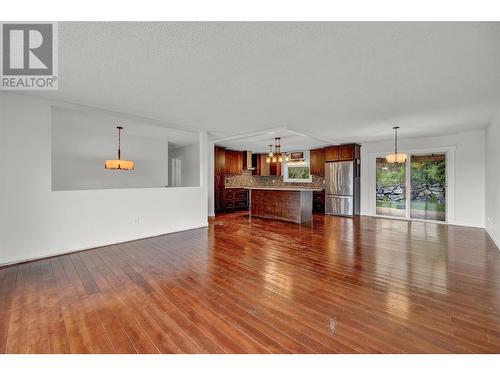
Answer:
[0, 223, 209, 268]
[486, 227, 500, 251]
[450, 221, 485, 229]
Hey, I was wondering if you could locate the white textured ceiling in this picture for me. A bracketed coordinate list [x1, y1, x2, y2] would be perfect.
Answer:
[33, 22, 500, 144]
[52, 106, 199, 148]
[215, 128, 329, 153]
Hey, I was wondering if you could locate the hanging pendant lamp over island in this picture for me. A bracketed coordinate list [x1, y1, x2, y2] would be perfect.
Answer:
[386, 126, 407, 163]
[265, 137, 290, 163]
[104, 126, 135, 170]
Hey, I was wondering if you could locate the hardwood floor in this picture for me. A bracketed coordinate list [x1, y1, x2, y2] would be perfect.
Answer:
[1, 212, 499, 353]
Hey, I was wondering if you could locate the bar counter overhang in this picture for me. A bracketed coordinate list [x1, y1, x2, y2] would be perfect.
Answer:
[245, 187, 323, 224]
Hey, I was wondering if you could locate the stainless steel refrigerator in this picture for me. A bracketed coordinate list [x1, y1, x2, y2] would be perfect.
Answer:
[325, 160, 360, 216]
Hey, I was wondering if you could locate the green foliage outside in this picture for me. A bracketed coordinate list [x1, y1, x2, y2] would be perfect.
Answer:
[410, 159, 446, 188]
[375, 156, 446, 217]
[376, 159, 405, 188]
[376, 200, 445, 211]
[288, 166, 310, 179]
[376, 200, 405, 209]
[410, 201, 445, 212]
[375, 158, 445, 188]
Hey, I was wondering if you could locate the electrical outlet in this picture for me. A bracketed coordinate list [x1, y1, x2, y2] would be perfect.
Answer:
[133, 217, 140, 225]
[487, 217, 493, 225]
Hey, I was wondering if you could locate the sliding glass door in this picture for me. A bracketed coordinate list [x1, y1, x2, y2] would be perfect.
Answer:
[375, 153, 447, 222]
[376, 157, 406, 217]
[410, 154, 446, 221]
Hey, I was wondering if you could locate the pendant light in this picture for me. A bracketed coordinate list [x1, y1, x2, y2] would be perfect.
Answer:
[265, 137, 290, 163]
[275, 137, 282, 162]
[104, 126, 135, 170]
[276, 137, 290, 162]
[266, 144, 273, 163]
[273, 137, 280, 163]
[386, 126, 407, 163]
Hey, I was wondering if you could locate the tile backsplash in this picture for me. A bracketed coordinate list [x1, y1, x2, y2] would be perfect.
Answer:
[225, 170, 325, 189]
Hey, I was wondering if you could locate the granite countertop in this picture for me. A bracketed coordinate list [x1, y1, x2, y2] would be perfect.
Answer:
[242, 186, 324, 191]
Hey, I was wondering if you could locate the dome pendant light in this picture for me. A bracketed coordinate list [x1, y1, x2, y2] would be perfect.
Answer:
[386, 126, 407, 163]
[104, 126, 135, 170]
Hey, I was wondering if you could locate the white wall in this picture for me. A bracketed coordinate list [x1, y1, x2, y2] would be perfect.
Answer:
[486, 110, 500, 248]
[361, 129, 486, 228]
[0, 93, 208, 265]
[168, 143, 200, 187]
[52, 108, 169, 191]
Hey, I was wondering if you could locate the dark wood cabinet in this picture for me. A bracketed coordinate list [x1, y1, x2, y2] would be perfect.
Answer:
[224, 150, 243, 175]
[252, 154, 262, 175]
[325, 146, 339, 162]
[269, 161, 281, 176]
[339, 145, 355, 161]
[224, 188, 248, 211]
[214, 146, 226, 213]
[252, 154, 281, 176]
[310, 148, 326, 177]
[214, 146, 246, 213]
[313, 190, 325, 213]
[215, 146, 225, 174]
[325, 144, 360, 162]
[242, 151, 248, 170]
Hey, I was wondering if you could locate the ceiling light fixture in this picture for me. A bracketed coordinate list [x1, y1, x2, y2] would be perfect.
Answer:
[386, 126, 407, 163]
[266, 137, 289, 163]
[104, 126, 135, 170]
[268, 144, 274, 157]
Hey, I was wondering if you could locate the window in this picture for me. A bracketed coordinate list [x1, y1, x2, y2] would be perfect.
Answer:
[283, 164, 312, 182]
[287, 165, 310, 179]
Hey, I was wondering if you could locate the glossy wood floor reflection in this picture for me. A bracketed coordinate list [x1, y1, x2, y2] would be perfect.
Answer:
[1, 212, 500, 353]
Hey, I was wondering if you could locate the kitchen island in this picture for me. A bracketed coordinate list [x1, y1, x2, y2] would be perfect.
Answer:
[245, 187, 323, 224]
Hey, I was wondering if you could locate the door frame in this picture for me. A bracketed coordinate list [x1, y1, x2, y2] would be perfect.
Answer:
[171, 158, 183, 187]
[368, 146, 456, 224]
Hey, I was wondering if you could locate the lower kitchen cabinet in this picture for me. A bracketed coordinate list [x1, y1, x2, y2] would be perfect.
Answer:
[313, 190, 325, 213]
[224, 188, 248, 211]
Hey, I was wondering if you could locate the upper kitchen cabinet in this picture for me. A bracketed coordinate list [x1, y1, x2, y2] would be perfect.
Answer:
[325, 144, 361, 161]
[224, 149, 244, 175]
[252, 153, 262, 175]
[215, 146, 226, 174]
[268, 161, 281, 176]
[214, 146, 226, 213]
[310, 148, 326, 176]
[325, 146, 339, 161]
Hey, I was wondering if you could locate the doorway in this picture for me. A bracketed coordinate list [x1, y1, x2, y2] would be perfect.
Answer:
[171, 158, 183, 187]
